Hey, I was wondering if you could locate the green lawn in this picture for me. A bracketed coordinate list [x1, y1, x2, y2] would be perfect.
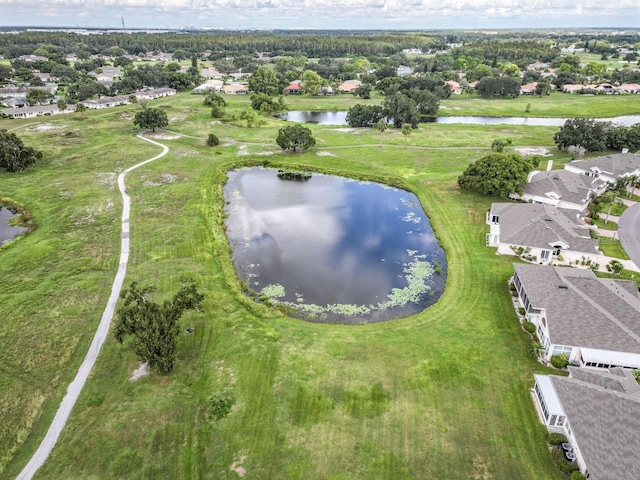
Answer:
[441, 91, 640, 118]
[599, 237, 631, 260]
[0, 92, 585, 480]
[592, 217, 617, 230]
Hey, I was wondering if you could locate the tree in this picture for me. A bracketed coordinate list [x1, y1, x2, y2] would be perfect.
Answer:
[476, 76, 521, 98]
[458, 152, 533, 197]
[353, 84, 372, 99]
[491, 138, 512, 152]
[26, 88, 53, 106]
[376, 119, 388, 146]
[133, 107, 169, 132]
[346, 104, 384, 127]
[250, 93, 286, 114]
[608, 260, 624, 275]
[554, 118, 610, 153]
[276, 125, 316, 152]
[301, 69, 325, 96]
[114, 278, 204, 374]
[248, 65, 280, 95]
[75, 102, 86, 117]
[401, 124, 412, 145]
[57, 99, 67, 116]
[206, 133, 219, 147]
[0, 129, 43, 172]
[535, 81, 551, 96]
[407, 88, 440, 119]
[382, 92, 420, 128]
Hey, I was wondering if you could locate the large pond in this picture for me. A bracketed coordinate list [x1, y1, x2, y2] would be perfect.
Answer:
[278, 110, 640, 127]
[223, 167, 447, 324]
[0, 207, 28, 245]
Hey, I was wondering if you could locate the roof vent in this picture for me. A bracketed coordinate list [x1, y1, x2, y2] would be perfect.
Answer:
[559, 284, 569, 289]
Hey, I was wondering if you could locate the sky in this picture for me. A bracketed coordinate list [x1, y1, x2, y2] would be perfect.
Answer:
[0, 0, 638, 30]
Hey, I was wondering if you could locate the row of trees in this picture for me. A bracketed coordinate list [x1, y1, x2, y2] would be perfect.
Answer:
[554, 118, 640, 153]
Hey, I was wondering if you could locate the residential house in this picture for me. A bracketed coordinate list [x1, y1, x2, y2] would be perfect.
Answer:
[82, 95, 130, 109]
[89, 66, 123, 83]
[520, 82, 537, 95]
[487, 203, 601, 266]
[223, 84, 248, 95]
[445, 80, 462, 94]
[619, 83, 640, 94]
[338, 79, 361, 93]
[397, 65, 414, 77]
[134, 87, 177, 100]
[201, 67, 224, 80]
[2, 104, 74, 119]
[565, 152, 640, 184]
[533, 367, 640, 480]
[18, 54, 48, 62]
[192, 80, 224, 94]
[285, 80, 302, 94]
[513, 263, 640, 369]
[509, 169, 607, 211]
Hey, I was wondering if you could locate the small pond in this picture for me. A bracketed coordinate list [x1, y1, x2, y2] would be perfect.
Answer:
[0, 207, 28, 245]
[223, 167, 447, 324]
[278, 111, 640, 127]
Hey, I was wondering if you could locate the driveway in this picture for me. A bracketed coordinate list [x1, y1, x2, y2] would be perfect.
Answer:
[617, 201, 640, 269]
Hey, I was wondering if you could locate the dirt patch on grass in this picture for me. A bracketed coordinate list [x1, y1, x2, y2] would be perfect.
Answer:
[143, 173, 178, 187]
[332, 128, 361, 134]
[147, 133, 180, 140]
[514, 147, 552, 156]
[27, 123, 63, 132]
[471, 455, 492, 479]
[130, 362, 149, 381]
[316, 151, 337, 157]
[230, 455, 246, 477]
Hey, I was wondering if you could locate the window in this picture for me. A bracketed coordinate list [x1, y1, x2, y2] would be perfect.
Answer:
[540, 250, 550, 260]
[552, 345, 573, 357]
[491, 215, 499, 223]
[557, 416, 565, 426]
[550, 415, 557, 426]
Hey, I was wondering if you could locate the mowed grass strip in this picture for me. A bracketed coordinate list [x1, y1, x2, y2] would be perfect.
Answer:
[2, 91, 624, 478]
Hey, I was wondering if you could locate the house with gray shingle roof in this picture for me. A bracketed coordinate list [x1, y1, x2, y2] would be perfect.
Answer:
[509, 169, 607, 211]
[533, 367, 640, 480]
[487, 203, 601, 266]
[513, 263, 640, 368]
[565, 152, 640, 184]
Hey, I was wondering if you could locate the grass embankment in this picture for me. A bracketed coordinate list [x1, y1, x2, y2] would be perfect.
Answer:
[440, 91, 640, 118]
[1, 90, 622, 479]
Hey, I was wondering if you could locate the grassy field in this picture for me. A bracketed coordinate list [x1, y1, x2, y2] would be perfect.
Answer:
[4, 90, 637, 479]
[598, 237, 631, 260]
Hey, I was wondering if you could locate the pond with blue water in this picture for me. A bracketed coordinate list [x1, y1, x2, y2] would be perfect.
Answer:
[223, 167, 447, 324]
[0, 207, 28, 245]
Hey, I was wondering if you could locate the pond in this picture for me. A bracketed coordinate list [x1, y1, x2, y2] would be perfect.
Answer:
[0, 207, 28, 245]
[278, 111, 640, 127]
[223, 167, 447, 324]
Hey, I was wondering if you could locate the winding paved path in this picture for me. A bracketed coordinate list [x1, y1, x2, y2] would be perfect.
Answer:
[16, 134, 169, 480]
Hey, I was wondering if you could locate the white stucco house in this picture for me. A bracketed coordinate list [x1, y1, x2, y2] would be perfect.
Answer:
[513, 263, 640, 369]
[487, 203, 601, 266]
[192, 80, 224, 94]
[533, 367, 640, 480]
[82, 95, 130, 109]
[509, 169, 607, 211]
[564, 152, 640, 184]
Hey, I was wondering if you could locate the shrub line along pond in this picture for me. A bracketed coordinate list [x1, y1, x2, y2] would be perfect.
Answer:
[223, 167, 447, 324]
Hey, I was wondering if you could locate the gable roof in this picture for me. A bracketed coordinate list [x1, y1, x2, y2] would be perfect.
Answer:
[550, 368, 640, 480]
[514, 263, 640, 354]
[523, 169, 605, 207]
[490, 203, 598, 254]
[566, 153, 640, 179]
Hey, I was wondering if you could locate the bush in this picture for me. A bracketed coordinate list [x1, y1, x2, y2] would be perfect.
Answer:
[547, 432, 568, 445]
[523, 321, 536, 334]
[550, 353, 569, 369]
[209, 392, 234, 420]
[86, 396, 104, 407]
[571, 472, 586, 480]
[206, 133, 219, 147]
[518, 307, 526, 315]
[551, 447, 579, 474]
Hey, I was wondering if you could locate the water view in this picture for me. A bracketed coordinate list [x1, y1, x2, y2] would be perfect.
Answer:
[0, 207, 27, 245]
[278, 111, 640, 127]
[223, 167, 447, 324]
